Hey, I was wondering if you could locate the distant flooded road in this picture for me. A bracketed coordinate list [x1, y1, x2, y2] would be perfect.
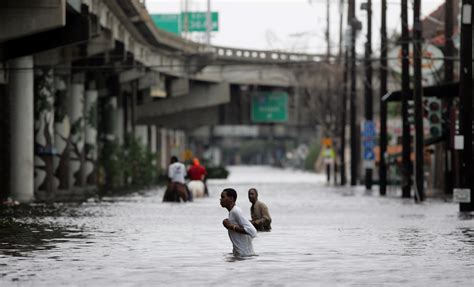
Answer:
[1, 166, 474, 286]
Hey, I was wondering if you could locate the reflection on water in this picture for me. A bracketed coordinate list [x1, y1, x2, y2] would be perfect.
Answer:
[0, 218, 86, 257]
[0, 166, 473, 285]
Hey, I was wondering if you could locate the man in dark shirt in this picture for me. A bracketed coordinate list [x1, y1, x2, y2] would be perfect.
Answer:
[248, 188, 272, 231]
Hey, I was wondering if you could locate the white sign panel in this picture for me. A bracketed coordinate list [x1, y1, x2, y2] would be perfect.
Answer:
[454, 135, 464, 150]
[453, 188, 471, 203]
[214, 125, 259, 137]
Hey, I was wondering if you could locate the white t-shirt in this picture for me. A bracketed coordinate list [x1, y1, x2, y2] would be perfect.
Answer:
[227, 205, 257, 257]
[168, 162, 186, 184]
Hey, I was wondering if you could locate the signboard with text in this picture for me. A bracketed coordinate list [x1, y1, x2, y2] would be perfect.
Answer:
[151, 12, 219, 35]
[362, 120, 376, 169]
[181, 12, 219, 32]
[251, 91, 288, 123]
[151, 14, 181, 35]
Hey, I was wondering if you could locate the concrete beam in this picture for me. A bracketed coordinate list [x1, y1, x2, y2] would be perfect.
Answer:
[87, 29, 115, 57]
[136, 82, 230, 119]
[169, 78, 189, 97]
[138, 106, 220, 131]
[138, 72, 162, 90]
[0, 0, 65, 42]
[119, 68, 146, 83]
[0, 9, 89, 61]
[197, 64, 293, 87]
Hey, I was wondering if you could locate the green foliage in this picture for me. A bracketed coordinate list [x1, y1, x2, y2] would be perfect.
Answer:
[126, 137, 156, 186]
[304, 142, 321, 171]
[99, 135, 158, 192]
[387, 102, 401, 118]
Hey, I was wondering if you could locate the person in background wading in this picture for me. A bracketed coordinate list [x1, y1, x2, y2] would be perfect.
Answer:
[248, 188, 272, 231]
[162, 156, 188, 202]
[187, 157, 209, 196]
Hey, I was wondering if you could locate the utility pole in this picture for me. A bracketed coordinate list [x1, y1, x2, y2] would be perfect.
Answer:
[349, 0, 358, 186]
[379, 0, 388, 195]
[339, 0, 347, 186]
[363, 0, 373, 190]
[326, 0, 331, 60]
[206, 0, 211, 47]
[183, 0, 189, 39]
[444, 0, 454, 195]
[413, 0, 424, 202]
[401, 0, 412, 198]
[340, 50, 348, 186]
[339, 0, 344, 60]
[458, 0, 473, 211]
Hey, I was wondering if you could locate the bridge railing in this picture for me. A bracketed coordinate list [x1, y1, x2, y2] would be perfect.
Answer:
[197, 45, 325, 63]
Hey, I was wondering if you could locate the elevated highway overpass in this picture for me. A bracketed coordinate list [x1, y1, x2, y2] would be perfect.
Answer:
[0, 0, 329, 202]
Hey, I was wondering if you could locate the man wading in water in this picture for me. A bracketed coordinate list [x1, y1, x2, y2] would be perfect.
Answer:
[220, 188, 257, 257]
[248, 188, 272, 231]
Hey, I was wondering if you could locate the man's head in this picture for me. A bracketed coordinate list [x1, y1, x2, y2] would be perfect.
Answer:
[248, 188, 258, 204]
[220, 188, 237, 209]
[170, 156, 178, 163]
[193, 157, 200, 166]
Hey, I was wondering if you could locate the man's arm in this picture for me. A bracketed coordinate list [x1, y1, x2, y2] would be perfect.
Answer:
[253, 203, 271, 225]
[234, 208, 257, 237]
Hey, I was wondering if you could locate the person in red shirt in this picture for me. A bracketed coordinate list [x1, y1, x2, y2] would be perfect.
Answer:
[187, 158, 209, 196]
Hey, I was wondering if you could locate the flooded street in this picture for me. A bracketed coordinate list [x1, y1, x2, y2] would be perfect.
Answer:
[1, 166, 474, 286]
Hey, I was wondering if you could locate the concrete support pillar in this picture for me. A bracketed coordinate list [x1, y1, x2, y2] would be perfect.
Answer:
[116, 107, 124, 145]
[150, 125, 157, 154]
[85, 88, 98, 185]
[0, 81, 10, 201]
[136, 125, 148, 148]
[9, 56, 35, 203]
[169, 129, 178, 158]
[53, 74, 70, 190]
[109, 97, 119, 140]
[101, 95, 119, 190]
[34, 68, 56, 197]
[160, 128, 168, 170]
[68, 77, 85, 187]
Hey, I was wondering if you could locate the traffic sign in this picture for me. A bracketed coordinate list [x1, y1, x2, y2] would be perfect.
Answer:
[151, 14, 181, 35]
[364, 149, 375, 160]
[362, 121, 376, 137]
[251, 91, 288, 123]
[362, 120, 376, 168]
[182, 12, 219, 32]
[151, 12, 219, 35]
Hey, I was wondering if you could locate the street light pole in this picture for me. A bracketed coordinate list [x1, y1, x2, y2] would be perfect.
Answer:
[379, 0, 388, 195]
[349, 0, 358, 186]
[363, 0, 373, 190]
[339, 0, 347, 186]
[413, 0, 425, 202]
[444, 0, 455, 196]
[401, 0, 412, 198]
[459, 0, 473, 211]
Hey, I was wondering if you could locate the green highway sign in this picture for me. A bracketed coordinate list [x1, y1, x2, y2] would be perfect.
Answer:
[181, 12, 219, 32]
[151, 12, 219, 35]
[151, 14, 181, 35]
[251, 91, 289, 123]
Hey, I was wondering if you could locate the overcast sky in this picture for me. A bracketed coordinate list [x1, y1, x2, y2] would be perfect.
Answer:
[144, 0, 446, 55]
